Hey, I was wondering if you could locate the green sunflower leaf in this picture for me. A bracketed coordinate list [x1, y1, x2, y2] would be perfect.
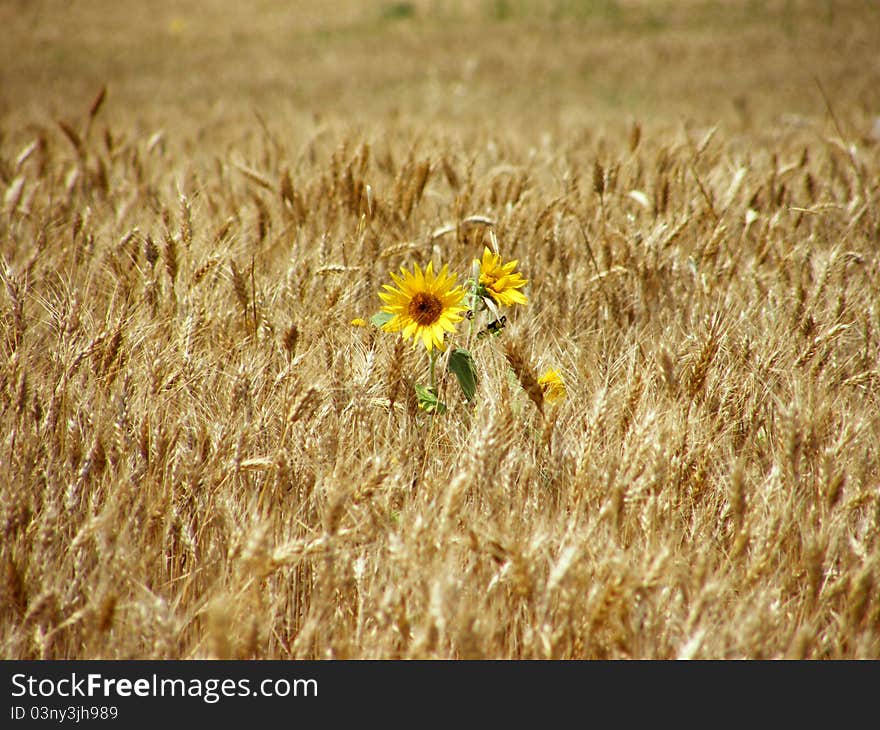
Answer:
[370, 311, 394, 328]
[414, 384, 447, 415]
[448, 347, 478, 402]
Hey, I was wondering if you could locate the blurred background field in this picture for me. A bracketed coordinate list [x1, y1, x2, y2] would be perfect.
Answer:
[3, 0, 879, 134]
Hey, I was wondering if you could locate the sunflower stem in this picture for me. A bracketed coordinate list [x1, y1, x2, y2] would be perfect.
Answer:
[467, 259, 481, 349]
[429, 348, 438, 393]
[467, 289, 476, 348]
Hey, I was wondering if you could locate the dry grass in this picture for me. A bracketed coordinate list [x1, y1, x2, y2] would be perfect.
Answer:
[1, 0, 880, 659]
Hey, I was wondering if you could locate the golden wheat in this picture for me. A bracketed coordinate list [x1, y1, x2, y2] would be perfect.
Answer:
[1, 0, 879, 660]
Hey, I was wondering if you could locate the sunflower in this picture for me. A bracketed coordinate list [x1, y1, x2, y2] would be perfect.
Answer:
[478, 246, 528, 307]
[379, 262, 467, 352]
[538, 369, 567, 403]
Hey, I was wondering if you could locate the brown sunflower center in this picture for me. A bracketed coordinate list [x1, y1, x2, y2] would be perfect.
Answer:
[408, 291, 443, 326]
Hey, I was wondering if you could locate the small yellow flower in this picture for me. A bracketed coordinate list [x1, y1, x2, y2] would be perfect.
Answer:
[350, 318, 368, 327]
[477, 247, 528, 307]
[168, 17, 187, 35]
[378, 261, 467, 352]
[538, 369, 566, 403]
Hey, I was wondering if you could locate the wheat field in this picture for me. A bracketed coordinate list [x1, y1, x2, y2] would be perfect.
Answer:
[2, 0, 880, 660]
